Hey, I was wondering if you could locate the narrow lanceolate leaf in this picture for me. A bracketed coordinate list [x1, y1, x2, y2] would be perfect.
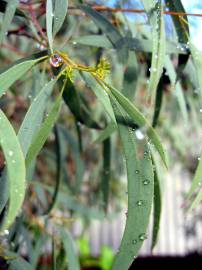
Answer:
[0, 56, 47, 98]
[147, 1, 166, 98]
[43, 125, 63, 215]
[94, 122, 117, 144]
[46, 0, 54, 52]
[18, 79, 57, 156]
[190, 44, 202, 102]
[111, 97, 154, 270]
[80, 5, 128, 63]
[105, 82, 167, 167]
[188, 187, 202, 211]
[0, 0, 19, 44]
[53, 0, 68, 36]
[151, 165, 162, 250]
[75, 35, 187, 55]
[102, 138, 111, 211]
[187, 152, 202, 200]
[62, 78, 101, 129]
[165, 1, 190, 81]
[152, 77, 163, 127]
[25, 93, 63, 167]
[81, 73, 116, 124]
[165, 56, 188, 124]
[0, 110, 25, 231]
[61, 228, 80, 270]
[5, 251, 33, 270]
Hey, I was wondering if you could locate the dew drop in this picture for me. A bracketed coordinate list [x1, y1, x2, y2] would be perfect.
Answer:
[132, 239, 137, 244]
[4, 229, 9, 235]
[143, 179, 150, 185]
[136, 200, 144, 206]
[139, 233, 147, 241]
[135, 170, 139, 174]
[50, 54, 63, 68]
[8, 150, 14, 157]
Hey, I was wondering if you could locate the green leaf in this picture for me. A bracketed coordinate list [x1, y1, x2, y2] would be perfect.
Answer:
[53, 0, 68, 36]
[46, 0, 54, 52]
[152, 77, 164, 127]
[25, 92, 63, 167]
[80, 5, 128, 63]
[110, 97, 154, 270]
[105, 83, 167, 167]
[43, 125, 63, 215]
[0, 0, 25, 17]
[75, 35, 187, 55]
[147, 1, 166, 98]
[62, 78, 101, 129]
[0, 56, 47, 98]
[18, 79, 57, 156]
[0, 0, 19, 44]
[5, 251, 33, 270]
[61, 228, 80, 270]
[102, 138, 111, 211]
[81, 73, 116, 124]
[151, 162, 162, 250]
[165, 56, 188, 123]
[165, 1, 190, 82]
[0, 110, 26, 231]
[94, 122, 117, 144]
[187, 152, 202, 199]
[188, 186, 202, 211]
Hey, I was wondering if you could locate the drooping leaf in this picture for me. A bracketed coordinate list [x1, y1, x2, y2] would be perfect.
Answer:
[0, 110, 26, 231]
[53, 0, 69, 36]
[151, 161, 162, 250]
[0, 0, 19, 44]
[81, 73, 116, 124]
[80, 5, 128, 63]
[165, 0, 190, 81]
[18, 79, 57, 156]
[110, 96, 154, 270]
[43, 125, 64, 215]
[104, 82, 167, 167]
[94, 122, 117, 144]
[165, 55, 188, 124]
[61, 228, 80, 270]
[5, 251, 33, 270]
[147, 0, 166, 99]
[46, 0, 54, 52]
[62, 78, 101, 129]
[25, 91, 63, 167]
[75, 35, 188, 55]
[101, 138, 111, 211]
[0, 52, 48, 98]
[152, 76, 164, 127]
[187, 152, 202, 200]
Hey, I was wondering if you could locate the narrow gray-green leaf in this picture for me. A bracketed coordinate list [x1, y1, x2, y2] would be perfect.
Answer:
[80, 5, 128, 63]
[0, 57, 47, 98]
[111, 97, 154, 270]
[18, 79, 57, 156]
[6, 251, 33, 270]
[25, 93, 62, 167]
[151, 164, 161, 250]
[0, 110, 26, 231]
[148, 1, 166, 98]
[53, 0, 68, 36]
[188, 186, 202, 211]
[81, 73, 116, 124]
[105, 82, 167, 167]
[0, 0, 19, 44]
[61, 228, 80, 270]
[46, 0, 54, 51]
[187, 152, 202, 199]
[165, 56, 188, 123]
[94, 122, 117, 144]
